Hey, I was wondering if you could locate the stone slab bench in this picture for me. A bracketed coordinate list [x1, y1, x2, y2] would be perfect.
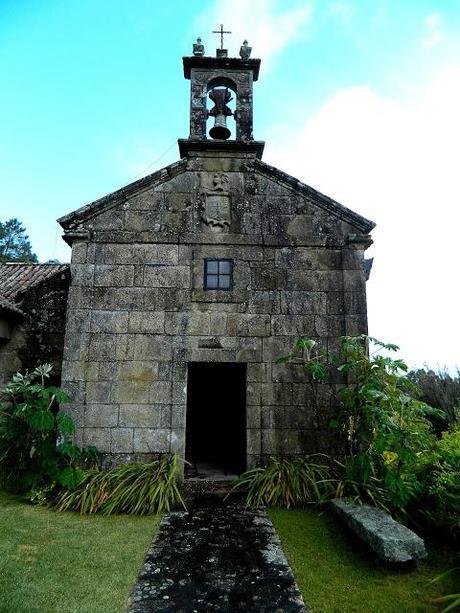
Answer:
[331, 498, 427, 563]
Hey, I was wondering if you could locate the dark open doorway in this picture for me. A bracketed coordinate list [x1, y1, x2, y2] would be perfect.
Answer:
[185, 362, 246, 479]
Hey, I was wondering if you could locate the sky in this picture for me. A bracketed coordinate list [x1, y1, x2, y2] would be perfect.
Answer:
[1, 0, 459, 369]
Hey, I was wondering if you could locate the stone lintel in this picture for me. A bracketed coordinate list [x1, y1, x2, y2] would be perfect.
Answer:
[183, 56, 261, 81]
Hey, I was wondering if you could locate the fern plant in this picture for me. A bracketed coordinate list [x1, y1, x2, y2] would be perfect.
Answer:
[54, 454, 185, 515]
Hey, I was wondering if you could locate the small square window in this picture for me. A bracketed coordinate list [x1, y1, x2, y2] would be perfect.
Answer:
[204, 259, 233, 290]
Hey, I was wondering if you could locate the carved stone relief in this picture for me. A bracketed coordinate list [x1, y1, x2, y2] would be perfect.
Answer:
[199, 172, 231, 233]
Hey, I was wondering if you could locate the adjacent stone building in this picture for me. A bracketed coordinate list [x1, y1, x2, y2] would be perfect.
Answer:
[0, 264, 70, 386]
[58, 46, 375, 474]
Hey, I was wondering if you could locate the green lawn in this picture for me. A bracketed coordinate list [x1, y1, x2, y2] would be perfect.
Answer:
[0, 492, 158, 613]
[270, 508, 458, 613]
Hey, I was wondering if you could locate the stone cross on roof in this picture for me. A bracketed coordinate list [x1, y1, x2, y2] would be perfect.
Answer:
[212, 24, 231, 49]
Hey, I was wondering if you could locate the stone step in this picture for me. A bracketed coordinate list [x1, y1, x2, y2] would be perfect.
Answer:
[181, 478, 247, 506]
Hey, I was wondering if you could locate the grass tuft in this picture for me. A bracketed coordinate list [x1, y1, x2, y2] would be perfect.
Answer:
[53, 454, 185, 515]
[229, 455, 333, 508]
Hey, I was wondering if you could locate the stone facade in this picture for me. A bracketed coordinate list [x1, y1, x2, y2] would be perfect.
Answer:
[0, 265, 70, 386]
[58, 52, 374, 471]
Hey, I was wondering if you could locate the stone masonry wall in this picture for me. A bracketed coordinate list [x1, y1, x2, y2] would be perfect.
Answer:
[0, 271, 70, 387]
[61, 153, 369, 469]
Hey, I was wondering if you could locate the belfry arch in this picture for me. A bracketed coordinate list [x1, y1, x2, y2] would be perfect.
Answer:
[183, 55, 259, 142]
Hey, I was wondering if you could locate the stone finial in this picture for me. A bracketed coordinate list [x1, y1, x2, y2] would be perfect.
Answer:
[239, 40, 252, 59]
[193, 37, 204, 56]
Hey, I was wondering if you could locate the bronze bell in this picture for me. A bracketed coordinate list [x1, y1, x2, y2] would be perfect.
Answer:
[208, 87, 233, 140]
[210, 113, 231, 140]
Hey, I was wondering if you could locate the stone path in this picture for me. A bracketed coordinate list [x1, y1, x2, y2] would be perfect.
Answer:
[127, 500, 307, 612]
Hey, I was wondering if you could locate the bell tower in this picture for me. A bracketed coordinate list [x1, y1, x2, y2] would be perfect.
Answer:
[178, 29, 264, 159]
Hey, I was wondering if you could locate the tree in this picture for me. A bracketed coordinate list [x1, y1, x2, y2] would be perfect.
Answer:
[0, 218, 38, 263]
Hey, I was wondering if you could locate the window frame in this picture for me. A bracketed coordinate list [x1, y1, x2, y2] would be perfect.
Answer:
[203, 258, 234, 291]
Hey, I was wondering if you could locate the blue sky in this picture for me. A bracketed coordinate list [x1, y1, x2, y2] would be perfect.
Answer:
[1, 0, 459, 368]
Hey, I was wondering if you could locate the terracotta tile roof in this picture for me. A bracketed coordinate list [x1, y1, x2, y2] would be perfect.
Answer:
[0, 263, 69, 300]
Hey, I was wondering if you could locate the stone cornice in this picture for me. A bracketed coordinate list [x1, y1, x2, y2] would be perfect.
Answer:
[178, 139, 265, 159]
[183, 56, 261, 81]
[254, 160, 376, 235]
[58, 159, 188, 231]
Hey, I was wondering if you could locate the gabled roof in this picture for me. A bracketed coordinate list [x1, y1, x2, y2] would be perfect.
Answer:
[58, 159, 188, 230]
[254, 160, 375, 234]
[57, 154, 375, 235]
[0, 263, 69, 300]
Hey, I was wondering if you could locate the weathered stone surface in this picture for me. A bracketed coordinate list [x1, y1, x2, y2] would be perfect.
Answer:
[111, 380, 150, 404]
[133, 428, 170, 453]
[143, 265, 190, 288]
[93, 264, 134, 287]
[111, 427, 134, 453]
[119, 404, 170, 428]
[331, 499, 427, 563]
[85, 380, 111, 403]
[226, 313, 270, 337]
[83, 427, 111, 452]
[127, 311, 165, 334]
[127, 504, 307, 613]
[90, 310, 129, 333]
[88, 333, 134, 361]
[280, 291, 326, 315]
[133, 334, 173, 361]
[85, 403, 118, 427]
[165, 311, 210, 335]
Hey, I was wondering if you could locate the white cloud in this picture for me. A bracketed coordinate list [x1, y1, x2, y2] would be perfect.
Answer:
[422, 13, 443, 49]
[265, 66, 460, 368]
[193, 0, 312, 69]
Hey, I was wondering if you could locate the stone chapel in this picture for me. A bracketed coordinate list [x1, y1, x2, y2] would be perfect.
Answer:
[57, 40, 375, 474]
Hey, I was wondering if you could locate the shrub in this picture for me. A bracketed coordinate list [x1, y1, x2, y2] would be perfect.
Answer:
[53, 454, 185, 515]
[423, 418, 460, 539]
[334, 336, 441, 513]
[0, 364, 96, 494]
[408, 368, 460, 428]
[229, 455, 333, 508]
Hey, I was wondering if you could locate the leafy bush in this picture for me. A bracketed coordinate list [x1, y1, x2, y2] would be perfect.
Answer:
[408, 368, 460, 428]
[423, 418, 460, 538]
[334, 336, 442, 513]
[229, 455, 333, 508]
[53, 454, 185, 515]
[276, 335, 460, 540]
[0, 364, 96, 494]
